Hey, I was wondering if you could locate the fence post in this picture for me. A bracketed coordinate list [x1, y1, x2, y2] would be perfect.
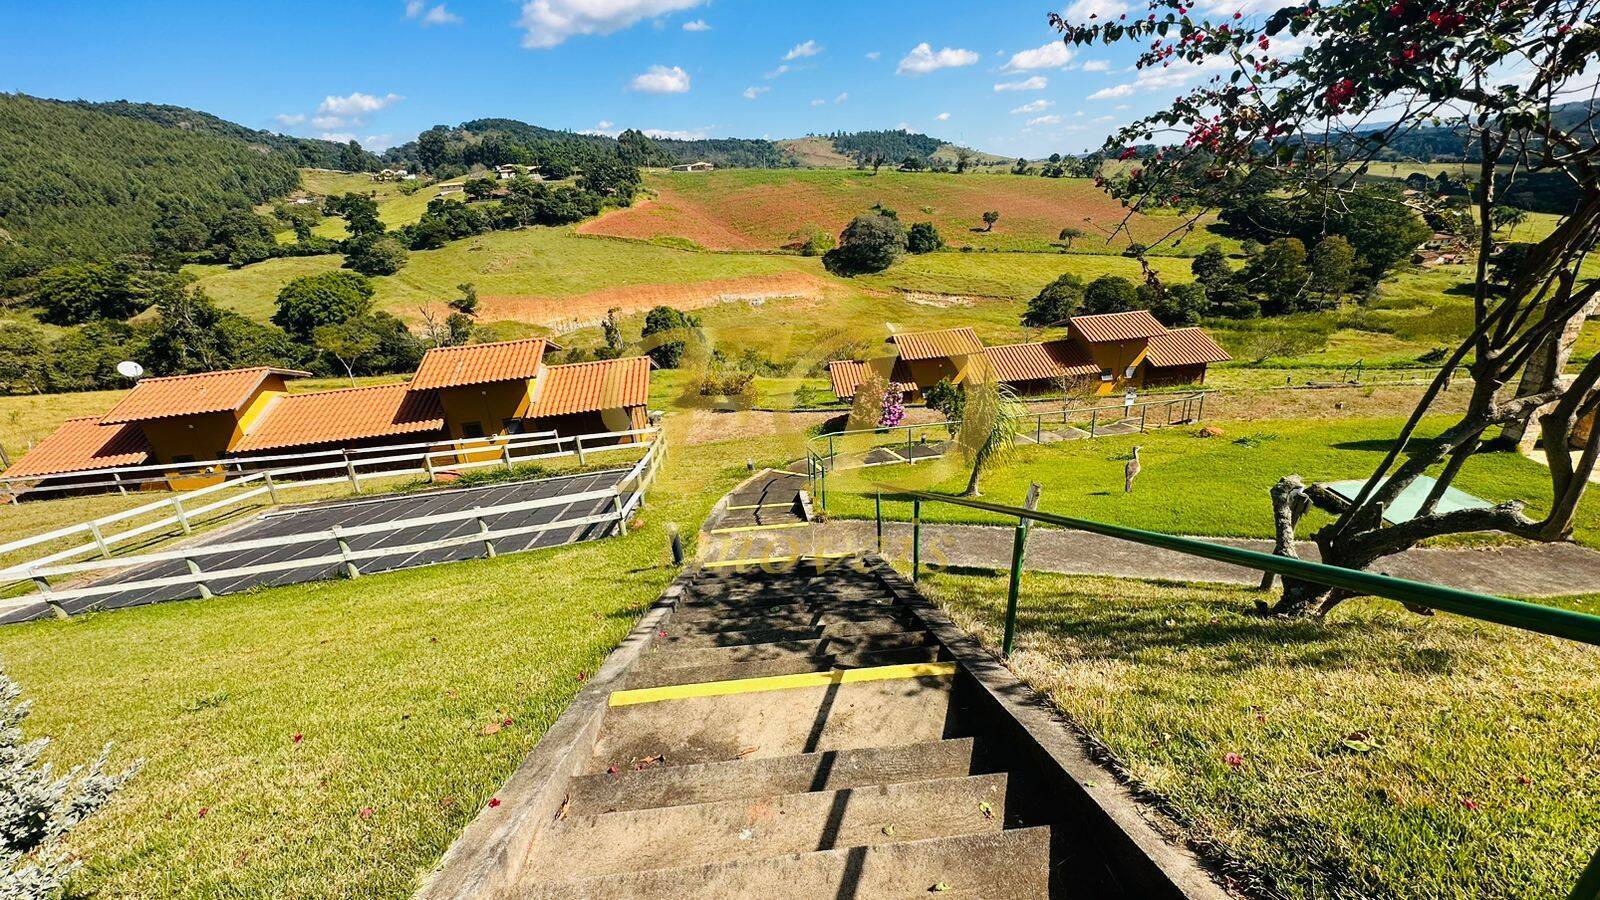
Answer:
[1089, 407, 1099, 438]
[474, 507, 496, 558]
[614, 491, 629, 536]
[912, 497, 922, 583]
[1140, 405, 1148, 433]
[1197, 392, 1206, 422]
[87, 521, 112, 559]
[1036, 415, 1042, 443]
[185, 556, 213, 599]
[1002, 483, 1043, 658]
[875, 491, 884, 555]
[668, 524, 684, 566]
[332, 526, 360, 578]
[173, 497, 192, 534]
[501, 442, 514, 471]
[906, 429, 914, 464]
[575, 435, 587, 465]
[112, 471, 127, 495]
[423, 451, 436, 482]
[344, 451, 362, 493]
[264, 471, 280, 505]
[31, 574, 68, 621]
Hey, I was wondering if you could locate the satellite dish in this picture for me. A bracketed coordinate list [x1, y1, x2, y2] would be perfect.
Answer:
[116, 360, 145, 380]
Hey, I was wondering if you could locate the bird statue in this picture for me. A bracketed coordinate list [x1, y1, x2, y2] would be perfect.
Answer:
[1124, 446, 1142, 493]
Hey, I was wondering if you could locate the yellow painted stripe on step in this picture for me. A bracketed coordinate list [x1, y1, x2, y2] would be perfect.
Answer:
[703, 552, 857, 568]
[709, 521, 812, 535]
[727, 502, 798, 510]
[608, 661, 959, 707]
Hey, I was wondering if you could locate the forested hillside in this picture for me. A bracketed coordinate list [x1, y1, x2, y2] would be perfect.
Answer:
[0, 94, 301, 267]
[75, 100, 376, 170]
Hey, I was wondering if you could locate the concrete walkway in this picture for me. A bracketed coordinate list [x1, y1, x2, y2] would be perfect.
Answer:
[796, 521, 1600, 599]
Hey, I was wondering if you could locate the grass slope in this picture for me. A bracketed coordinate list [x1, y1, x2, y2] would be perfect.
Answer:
[0, 431, 768, 898]
[581, 169, 1237, 254]
[919, 569, 1600, 899]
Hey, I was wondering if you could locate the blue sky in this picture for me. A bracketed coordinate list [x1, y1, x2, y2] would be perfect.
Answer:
[0, 0, 1186, 158]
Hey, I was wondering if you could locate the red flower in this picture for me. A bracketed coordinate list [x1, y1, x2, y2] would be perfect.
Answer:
[292, 732, 303, 744]
[488, 797, 502, 809]
[1234, 10, 1243, 17]
[1223, 752, 1244, 768]
[1119, 148, 1139, 160]
[1258, 38, 1269, 49]
[1459, 796, 1479, 811]
[359, 807, 374, 820]
[198, 806, 210, 819]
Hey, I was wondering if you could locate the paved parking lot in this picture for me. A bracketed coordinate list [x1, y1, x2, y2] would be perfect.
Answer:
[1, 469, 634, 624]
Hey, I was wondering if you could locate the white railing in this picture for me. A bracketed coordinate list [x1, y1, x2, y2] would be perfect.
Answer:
[14, 435, 665, 618]
[0, 427, 659, 584]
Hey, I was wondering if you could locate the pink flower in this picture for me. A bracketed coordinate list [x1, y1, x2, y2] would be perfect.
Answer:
[292, 732, 303, 744]
[359, 807, 374, 820]
[1223, 752, 1244, 769]
[1459, 796, 1479, 811]
[488, 797, 502, 809]
[198, 806, 210, 819]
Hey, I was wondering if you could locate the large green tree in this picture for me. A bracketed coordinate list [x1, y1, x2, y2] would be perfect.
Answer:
[822, 214, 907, 276]
[272, 271, 375, 342]
[1021, 273, 1085, 327]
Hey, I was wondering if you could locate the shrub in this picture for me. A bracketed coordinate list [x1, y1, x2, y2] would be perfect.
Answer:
[907, 222, 944, 254]
[1021, 273, 1085, 327]
[273, 271, 375, 342]
[822, 214, 907, 276]
[1081, 275, 1141, 315]
[343, 234, 408, 276]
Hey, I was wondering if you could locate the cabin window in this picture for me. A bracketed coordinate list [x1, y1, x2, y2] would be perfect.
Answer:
[172, 454, 196, 464]
[461, 421, 485, 439]
[1099, 370, 1115, 382]
[502, 418, 524, 434]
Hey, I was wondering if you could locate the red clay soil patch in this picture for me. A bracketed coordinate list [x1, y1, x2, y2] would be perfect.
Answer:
[579, 172, 1202, 252]
[480, 272, 827, 330]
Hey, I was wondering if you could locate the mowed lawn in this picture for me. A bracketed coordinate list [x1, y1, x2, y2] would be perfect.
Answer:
[820, 415, 1600, 550]
[0, 431, 770, 898]
[582, 168, 1240, 255]
[918, 569, 1600, 899]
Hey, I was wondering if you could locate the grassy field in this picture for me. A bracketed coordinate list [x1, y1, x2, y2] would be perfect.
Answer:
[915, 568, 1600, 899]
[819, 414, 1600, 549]
[581, 168, 1240, 255]
[0, 430, 773, 898]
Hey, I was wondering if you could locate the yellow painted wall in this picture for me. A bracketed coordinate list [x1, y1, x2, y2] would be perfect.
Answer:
[438, 381, 535, 439]
[137, 373, 291, 467]
[1077, 338, 1148, 396]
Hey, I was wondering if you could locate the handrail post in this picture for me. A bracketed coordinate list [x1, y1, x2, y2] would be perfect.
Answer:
[264, 471, 280, 505]
[1001, 483, 1043, 658]
[173, 497, 192, 534]
[1140, 405, 1148, 433]
[186, 556, 213, 599]
[1089, 407, 1098, 437]
[575, 435, 587, 465]
[875, 491, 884, 555]
[502, 442, 514, 471]
[424, 451, 436, 482]
[912, 498, 922, 583]
[475, 507, 496, 558]
[112, 471, 127, 495]
[332, 526, 360, 578]
[614, 490, 629, 536]
[87, 522, 111, 559]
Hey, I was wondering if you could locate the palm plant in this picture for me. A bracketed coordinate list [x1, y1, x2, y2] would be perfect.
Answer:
[958, 381, 1024, 497]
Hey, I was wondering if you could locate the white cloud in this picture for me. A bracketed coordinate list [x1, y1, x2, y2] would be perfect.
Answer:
[317, 91, 403, 118]
[1010, 99, 1052, 114]
[1088, 83, 1137, 100]
[642, 127, 711, 140]
[682, 18, 710, 31]
[765, 64, 790, 79]
[936, 112, 951, 121]
[362, 134, 398, 151]
[1081, 59, 1111, 73]
[994, 76, 1048, 91]
[1027, 114, 1064, 126]
[405, 1, 460, 25]
[518, 0, 705, 49]
[1093, 115, 1115, 123]
[629, 64, 691, 94]
[785, 40, 822, 60]
[896, 43, 979, 76]
[581, 120, 620, 136]
[275, 113, 306, 126]
[742, 85, 770, 100]
[811, 98, 827, 107]
[865, 51, 881, 60]
[1063, 0, 1130, 20]
[311, 115, 348, 130]
[834, 92, 849, 104]
[319, 132, 357, 143]
[596, 119, 614, 129]
[1003, 41, 1074, 72]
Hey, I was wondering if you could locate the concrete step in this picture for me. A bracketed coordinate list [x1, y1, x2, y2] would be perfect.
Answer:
[518, 826, 1052, 899]
[672, 594, 900, 624]
[587, 673, 962, 773]
[664, 604, 917, 638]
[625, 643, 944, 689]
[565, 737, 977, 815]
[656, 616, 917, 649]
[633, 630, 939, 675]
[530, 773, 1008, 879]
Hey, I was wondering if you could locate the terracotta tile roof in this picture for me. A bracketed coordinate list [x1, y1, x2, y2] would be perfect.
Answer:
[1069, 310, 1169, 343]
[100, 367, 309, 425]
[826, 360, 918, 401]
[410, 338, 551, 391]
[980, 340, 1099, 383]
[1145, 327, 1232, 367]
[531, 356, 652, 418]
[887, 327, 984, 361]
[231, 383, 445, 453]
[3, 417, 150, 479]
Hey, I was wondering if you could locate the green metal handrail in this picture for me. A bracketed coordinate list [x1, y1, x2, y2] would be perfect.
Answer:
[875, 487, 1600, 900]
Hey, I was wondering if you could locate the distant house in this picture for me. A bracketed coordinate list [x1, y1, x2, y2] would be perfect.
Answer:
[669, 161, 715, 173]
[437, 183, 465, 196]
[3, 339, 655, 495]
[827, 313, 1229, 403]
[374, 168, 411, 182]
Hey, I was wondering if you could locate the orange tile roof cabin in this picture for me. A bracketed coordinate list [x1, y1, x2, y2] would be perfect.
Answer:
[231, 383, 445, 453]
[1068, 310, 1169, 344]
[531, 356, 653, 418]
[980, 341, 1098, 384]
[887, 327, 984, 361]
[826, 360, 920, 401]
[409, 338, 552, 391]
[0, 417, 150, 479]
[1145, 327, 1232, 368]
[99, 367, 310, 424]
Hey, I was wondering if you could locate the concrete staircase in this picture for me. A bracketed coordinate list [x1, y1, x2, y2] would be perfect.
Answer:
[513, 565, 1057, 898]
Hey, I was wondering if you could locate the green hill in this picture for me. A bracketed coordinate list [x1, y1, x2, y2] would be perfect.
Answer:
[0, 93, 306, 266]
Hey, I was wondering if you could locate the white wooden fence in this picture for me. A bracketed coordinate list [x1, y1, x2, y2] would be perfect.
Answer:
[0, 427, 659, 587]
[13, 434, 665, 619]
